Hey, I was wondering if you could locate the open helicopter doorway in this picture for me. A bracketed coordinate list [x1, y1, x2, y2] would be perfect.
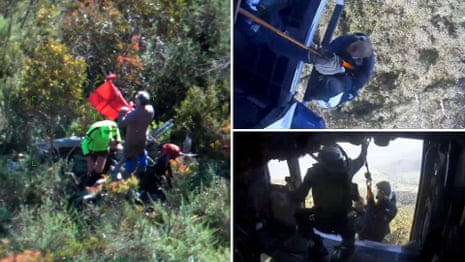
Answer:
[342, 138, 422, 246]
[268, 138, 423, 246]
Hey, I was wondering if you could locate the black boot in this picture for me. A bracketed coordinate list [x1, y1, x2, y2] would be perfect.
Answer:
[86, 170, 102, 187]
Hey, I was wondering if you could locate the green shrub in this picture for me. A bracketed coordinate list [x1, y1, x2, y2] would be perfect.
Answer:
[12, 200, 77, 252]
[0, 204, 12, 237]
[1, 158, 229, 262]
[384, 204, 415, 245]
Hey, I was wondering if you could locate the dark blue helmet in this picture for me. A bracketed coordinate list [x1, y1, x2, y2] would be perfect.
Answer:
[318, 144, 344, 163]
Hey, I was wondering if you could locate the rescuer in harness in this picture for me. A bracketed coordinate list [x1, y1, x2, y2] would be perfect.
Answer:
[81, 120, 123, 187]
[289, 140, 369, 261]
[237, 1, 375, 108]
[355, 179, 398, 242]
[303, 34, 375, 108]
[258, 30, 375, 109]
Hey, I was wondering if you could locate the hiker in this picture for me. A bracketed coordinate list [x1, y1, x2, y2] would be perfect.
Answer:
[118, 91, 155, 176]
[81, 120, 122, 186]
[138, 143, 182, 202]
[356, 181, 398, 242]
[289, 141, 369, 261]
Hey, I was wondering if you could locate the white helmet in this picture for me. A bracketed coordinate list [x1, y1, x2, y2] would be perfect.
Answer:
[136, 91, 151, 105]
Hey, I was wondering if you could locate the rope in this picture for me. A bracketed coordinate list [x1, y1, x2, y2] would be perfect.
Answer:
[238, 7, 355, 70]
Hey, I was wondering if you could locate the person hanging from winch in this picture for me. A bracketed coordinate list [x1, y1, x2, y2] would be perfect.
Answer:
[302, 34, 375, 109]
[237, 1, 375, 108]
[118, 91, 155, 177]
[81, 120, 123, 187]
[289, 139, 369, 261]
[355, 164, 398, 242]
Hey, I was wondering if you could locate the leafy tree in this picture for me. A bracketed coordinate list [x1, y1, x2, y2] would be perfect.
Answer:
[1, 0, 230, 163]
[175, 78, 230, 159]
[140, 0, 230, 120]
[60, 0, 142, 94]
[0, 1, 71, 151]
[0, 4, 27, 151]
[17, 38, 87, 149]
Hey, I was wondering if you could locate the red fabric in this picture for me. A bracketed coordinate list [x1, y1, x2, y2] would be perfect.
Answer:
[88, 79, 130, 120]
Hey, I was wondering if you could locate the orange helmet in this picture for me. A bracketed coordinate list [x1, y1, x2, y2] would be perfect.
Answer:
[162, 143, 181, 159]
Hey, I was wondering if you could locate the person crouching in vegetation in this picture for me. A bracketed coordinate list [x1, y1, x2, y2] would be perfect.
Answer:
[81, 120, 123, 187]
[138, 143, 182, 203]
[118, 91, 155, 177]
[355, 181, 398, 242]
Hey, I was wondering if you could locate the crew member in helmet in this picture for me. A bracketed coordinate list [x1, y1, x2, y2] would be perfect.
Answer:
[139, 143, 182, 202]
[356, 181, 397, 242]
[289, 140, 369, 261]
[156, 143, 182, 187]
[118, 91, 155, 176]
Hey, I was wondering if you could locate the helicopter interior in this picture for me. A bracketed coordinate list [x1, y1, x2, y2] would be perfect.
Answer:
[233, 132, 465, 262]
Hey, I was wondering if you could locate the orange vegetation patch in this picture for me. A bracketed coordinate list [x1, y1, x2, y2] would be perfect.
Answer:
[1, 250, 43, 262]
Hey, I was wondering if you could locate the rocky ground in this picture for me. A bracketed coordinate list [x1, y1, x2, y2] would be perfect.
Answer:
[296, 0, 465, 128]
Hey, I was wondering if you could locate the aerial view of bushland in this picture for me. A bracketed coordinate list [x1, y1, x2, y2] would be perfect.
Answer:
[0, 0, 229, 261]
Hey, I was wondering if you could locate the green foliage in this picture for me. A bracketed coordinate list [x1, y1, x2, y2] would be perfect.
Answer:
[35, 6, 63, 38]
[15, 38, 87, 145]
[0, 1, 230, 258]
[1, 0, 230, 158]
[66, 103, 106, 136]
[60, 0, 142, 91]
[384, 204, 415, 245]
[13, 200, 77, 251]
[184, 177, 230, 247]
[0, 204, 13, 237]
[0, 159, 24, 209]
[175, 80, 230, 159]
[21, 39, 87, 117]
[1, 158, 229, 261]
[140, 0, 230, 120]
[0, 16, 8, 37]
